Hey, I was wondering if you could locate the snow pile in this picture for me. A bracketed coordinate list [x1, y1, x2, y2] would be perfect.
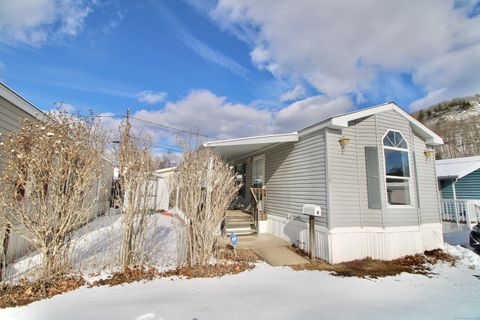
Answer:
[443, 243, 480, 270]
[6, 213, 179, 281]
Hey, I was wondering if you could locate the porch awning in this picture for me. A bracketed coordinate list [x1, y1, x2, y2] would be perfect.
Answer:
[436, 156, 480, 180]
[203, 132, 299, 161]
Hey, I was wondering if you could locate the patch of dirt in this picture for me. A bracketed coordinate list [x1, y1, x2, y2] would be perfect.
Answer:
[162, 261, 254, 279]
[0, 276, 85, 309]
[291, 246, 457, 278]
[89, 267, 158, 287]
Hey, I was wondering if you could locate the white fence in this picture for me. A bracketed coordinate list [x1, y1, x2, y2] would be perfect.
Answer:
[441, 199, 480, 229]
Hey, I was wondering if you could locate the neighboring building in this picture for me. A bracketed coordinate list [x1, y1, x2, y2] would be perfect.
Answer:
[436, 156, 480, 228]
[0, 83, 113, 262]
[204, 102, 444, 263]
[151, 167, 176, 211]
[0, 83, 49, 261]
[437, 156, 480, 200]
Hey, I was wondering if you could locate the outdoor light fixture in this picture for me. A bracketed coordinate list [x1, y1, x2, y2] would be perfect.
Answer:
[424, 149, 435, 158]
[339, 136, 350, 150]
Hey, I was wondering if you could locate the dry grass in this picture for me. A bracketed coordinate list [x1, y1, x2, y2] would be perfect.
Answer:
[217, 247, 261, 263]
[0, 276, 85, 308]
[291, 247, 457, 278]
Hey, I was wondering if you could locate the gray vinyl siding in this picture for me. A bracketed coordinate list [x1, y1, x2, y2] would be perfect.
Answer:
[0, 96, 37, 262]
[0, 96, 35, 169]
[264, 132, 327, 227]
[413, 133, 441, 224]
[327, 110, 423, 228]
[441, 171, 480, 200]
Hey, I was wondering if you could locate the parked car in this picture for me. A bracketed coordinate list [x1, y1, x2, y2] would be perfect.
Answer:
[470, 223, 480, 250]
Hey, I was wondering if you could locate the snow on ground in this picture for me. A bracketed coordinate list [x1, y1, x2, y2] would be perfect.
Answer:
[5, 213, 179, 281]
[1, 262, 479, 320]
[444, 243, 480, 270]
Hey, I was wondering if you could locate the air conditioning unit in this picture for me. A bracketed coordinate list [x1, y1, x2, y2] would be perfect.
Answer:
[302, 204, 321, 217]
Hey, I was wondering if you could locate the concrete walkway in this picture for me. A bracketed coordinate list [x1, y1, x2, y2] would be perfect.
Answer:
[232, 233, 309, 266]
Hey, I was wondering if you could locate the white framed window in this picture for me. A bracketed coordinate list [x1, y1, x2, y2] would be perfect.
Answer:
[382, 130, 412, 207]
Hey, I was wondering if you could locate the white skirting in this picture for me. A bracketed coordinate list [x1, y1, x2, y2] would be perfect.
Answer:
[267, 214, 444, 263]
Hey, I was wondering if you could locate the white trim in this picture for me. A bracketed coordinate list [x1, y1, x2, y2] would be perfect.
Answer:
[203, 132, 298, 147]
[382, 129, 414, 209]
[0, 82, 47, 121]
[299, 102, 444, 145]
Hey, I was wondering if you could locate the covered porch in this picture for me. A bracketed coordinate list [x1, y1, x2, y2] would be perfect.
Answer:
[205, 133, 299, 235]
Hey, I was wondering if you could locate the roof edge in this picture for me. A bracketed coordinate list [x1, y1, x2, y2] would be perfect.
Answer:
[301, 102, 443, 145]
[203, 132, 299, 147]
[0, 82, 48, 121]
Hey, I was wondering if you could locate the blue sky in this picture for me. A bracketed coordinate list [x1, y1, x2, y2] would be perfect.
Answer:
[1, 0, 479, 148]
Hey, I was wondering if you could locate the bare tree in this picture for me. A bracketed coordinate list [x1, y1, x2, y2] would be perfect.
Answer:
[116, 115, 155, 269]
[152, 152, 180, 170]
[0, 114, 105, 279]
[172, 148, 239, 266]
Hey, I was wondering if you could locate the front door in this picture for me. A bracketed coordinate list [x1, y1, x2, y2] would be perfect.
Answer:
[252, 155, 265, 188]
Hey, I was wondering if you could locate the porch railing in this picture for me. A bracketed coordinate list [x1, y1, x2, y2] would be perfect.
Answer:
[441, 199, 480, 229]
[250, 187, 266, 231]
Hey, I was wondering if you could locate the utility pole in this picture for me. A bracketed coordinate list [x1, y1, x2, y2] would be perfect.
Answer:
[119, 108, 131, 175]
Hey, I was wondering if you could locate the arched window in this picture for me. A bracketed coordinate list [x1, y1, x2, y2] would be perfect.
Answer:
[383, 130, 411, 206]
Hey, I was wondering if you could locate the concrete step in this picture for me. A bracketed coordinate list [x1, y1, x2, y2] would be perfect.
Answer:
[225, 216, 253, 223]
[225, 221, 255, 228]
[226, 227, 255, 235]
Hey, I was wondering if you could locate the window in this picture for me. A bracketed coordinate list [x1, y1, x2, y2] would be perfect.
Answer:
[383, 130, 411, 206]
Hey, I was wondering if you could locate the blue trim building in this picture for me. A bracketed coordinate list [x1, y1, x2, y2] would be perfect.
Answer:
[437, 156, 480, 200]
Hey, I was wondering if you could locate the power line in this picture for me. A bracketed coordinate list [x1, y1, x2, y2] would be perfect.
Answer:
[83, 114, 218, 139]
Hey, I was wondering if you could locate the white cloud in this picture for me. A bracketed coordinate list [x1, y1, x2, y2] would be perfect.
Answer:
[137, 91, 168, 105]
[134, 90, 271, 140]
[0, 0, 91, 46]
[129, 89, 353, 142]
[150, 1, 250, 78]
[280, 85, 305, 102]
[212, 0, 480, 107]
[273, 95, 353, 133]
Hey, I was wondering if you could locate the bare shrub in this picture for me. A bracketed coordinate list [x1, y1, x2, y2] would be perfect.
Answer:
[116, 119, 155, 269]
[172, 148, 239, 266]
[0, 114, 105, 279]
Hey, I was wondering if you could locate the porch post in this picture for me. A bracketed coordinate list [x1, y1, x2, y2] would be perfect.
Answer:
[309, 216, 316, 259]
[452, 179, 459, 229]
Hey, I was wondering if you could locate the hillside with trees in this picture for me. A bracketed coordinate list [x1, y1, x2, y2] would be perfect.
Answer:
[412, 94, 480, 159]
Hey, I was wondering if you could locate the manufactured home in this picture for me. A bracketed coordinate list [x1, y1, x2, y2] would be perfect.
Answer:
[205, 102, 445, 263]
